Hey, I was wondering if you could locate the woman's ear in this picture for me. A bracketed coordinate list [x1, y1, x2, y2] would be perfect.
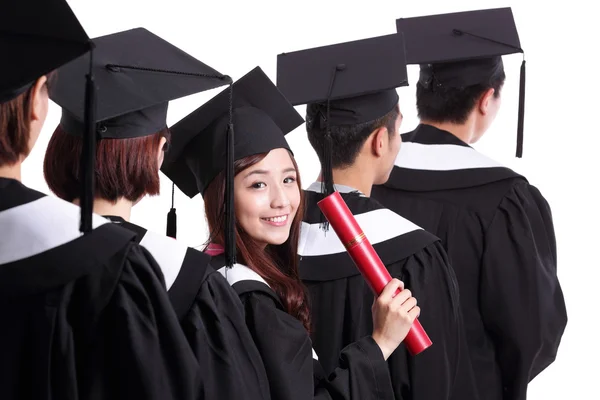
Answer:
[30, 76, 48, 122]
[157, 136, 168, 168]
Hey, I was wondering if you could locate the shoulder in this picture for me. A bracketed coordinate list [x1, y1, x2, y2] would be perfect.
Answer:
[213, 262, 283, 308]
[299, 194, 440, 280]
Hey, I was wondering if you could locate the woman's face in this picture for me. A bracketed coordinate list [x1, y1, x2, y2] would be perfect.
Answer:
[234, 148, 300, 248]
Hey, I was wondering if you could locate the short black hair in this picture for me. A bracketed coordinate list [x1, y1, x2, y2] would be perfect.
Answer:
[416, 63, 506, 125]
[306, 104, 399, 169]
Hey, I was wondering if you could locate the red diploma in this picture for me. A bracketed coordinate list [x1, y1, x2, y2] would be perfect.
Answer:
[318, 191, 432, 356]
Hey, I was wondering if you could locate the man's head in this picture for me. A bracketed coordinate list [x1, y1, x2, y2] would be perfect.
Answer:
[306, 102, 402, 185]
[416, 57, 506, 144]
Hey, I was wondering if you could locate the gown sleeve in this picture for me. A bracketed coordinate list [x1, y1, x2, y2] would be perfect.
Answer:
[89, 244, 201, 400]
[240, 289, 395, 400]
[480, 182, 567, 400]
[388, 242, 479, 400]
[176, 271, 272, 400]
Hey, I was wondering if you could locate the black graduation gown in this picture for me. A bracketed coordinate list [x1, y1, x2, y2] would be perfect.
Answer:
[299, 183, 479, 400]
[211, 255, 396, 400]
[371, 124, 568, 400]
[0, 178, 199, 400]
[104, 216, 271, 400]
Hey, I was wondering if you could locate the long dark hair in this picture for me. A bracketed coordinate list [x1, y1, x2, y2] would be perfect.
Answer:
[203, 151, 311, 332]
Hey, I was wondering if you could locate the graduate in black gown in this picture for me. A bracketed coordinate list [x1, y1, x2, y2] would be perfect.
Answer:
[371, 8, 567, 400]
[277, 34, 479, 400]
[162, 66, 421, 400]
[43, 27, 271, 400]
[0, 1, 201, 399]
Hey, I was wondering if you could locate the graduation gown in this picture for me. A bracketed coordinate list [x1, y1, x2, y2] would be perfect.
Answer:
[104, 216, 271, 400]
[210, 254, 396, 400]
[299, 182, 479, 400]
[0, 178, 199, 400]
[371, 124, 568, 400]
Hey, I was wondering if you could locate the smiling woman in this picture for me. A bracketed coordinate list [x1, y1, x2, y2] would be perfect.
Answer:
[234, 149, 301, 246]
[162, 67, 420, 400]
[203, 148, 310, 331]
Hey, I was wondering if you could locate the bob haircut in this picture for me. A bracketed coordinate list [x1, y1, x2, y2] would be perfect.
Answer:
[44, 125, 170, 202]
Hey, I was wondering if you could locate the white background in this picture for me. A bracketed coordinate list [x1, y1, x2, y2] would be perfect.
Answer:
[22, 0, 598, 398]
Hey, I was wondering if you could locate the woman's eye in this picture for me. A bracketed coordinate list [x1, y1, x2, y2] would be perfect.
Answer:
[251, 182, 266, 189]
[283, 177, 296, 184]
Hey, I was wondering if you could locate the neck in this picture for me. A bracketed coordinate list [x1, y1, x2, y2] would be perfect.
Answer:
[73, 197, 133, 221]
[0, 162, 22, 181]
[421, 118, 477, 144]
[320, 162, 375, 197]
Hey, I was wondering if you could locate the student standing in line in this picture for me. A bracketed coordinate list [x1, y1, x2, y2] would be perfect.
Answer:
[162, 66, 420, 400]
[372, 8, 567, 400]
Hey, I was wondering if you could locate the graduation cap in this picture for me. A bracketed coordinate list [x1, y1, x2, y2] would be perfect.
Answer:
[51, 28, 230, 139]
[277, 33, 408, 206]
[0, 0, 91, 103]
[1, 0, 97, 233]
[161, 66, 303, 266]
[396, 7, 526, 157]
[50, 27, 231, 238]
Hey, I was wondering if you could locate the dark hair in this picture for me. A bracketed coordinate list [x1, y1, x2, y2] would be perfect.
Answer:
[416, 66, 506, 125]
[0, 85, 37, 167]
[306, 104, 399, 169]
[44, 125, 170, 202]
[203, 151, 311, 332]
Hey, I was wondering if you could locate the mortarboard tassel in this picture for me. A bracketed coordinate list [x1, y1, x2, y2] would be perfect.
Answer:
[224, 82, 236, 268]
[320, 64, 346, 231]
[80, 45, 96, 233]
[516, 58, 526, 158]
[321, 64, 346, 231]
[166, 182, 177, 238]
[322, 64, 345, 198]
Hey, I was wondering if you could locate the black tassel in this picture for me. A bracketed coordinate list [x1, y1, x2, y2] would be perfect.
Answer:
[319, 64, 345, 231]
[322, 132, 334, 196]
[225, 122, 236, 267]
[80, 49, 96, 233]
[516, 59, 526, 158]
[166, 183, 177, 238]
[224, 82, 236, 268]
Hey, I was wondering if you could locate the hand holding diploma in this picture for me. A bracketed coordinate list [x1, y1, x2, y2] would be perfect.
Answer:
[318, 191, 433, 356]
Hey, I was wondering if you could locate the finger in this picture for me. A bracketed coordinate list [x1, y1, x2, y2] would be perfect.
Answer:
[408, 306, 421, 321]
[379, 279, 404, 300]
[390, 288, 412, 306]
[390, 279, 405, 299]
[399, 297, 418, 312]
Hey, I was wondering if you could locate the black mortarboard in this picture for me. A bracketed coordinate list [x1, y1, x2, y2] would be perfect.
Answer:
[276, 33, 408, 207]
[162, 66, 303, 266]
[1, 0, 97, 234]
[0, 0, 91, 103]
[50, 27, 231, 239]
[50, 28, 231, 139]
[163, 66, 303, 197]
[396, 7, 526, 157]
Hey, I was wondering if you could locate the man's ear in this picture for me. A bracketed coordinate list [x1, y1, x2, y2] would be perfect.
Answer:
[478, 87, 495, 115]
[370, 126, 388, 157]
